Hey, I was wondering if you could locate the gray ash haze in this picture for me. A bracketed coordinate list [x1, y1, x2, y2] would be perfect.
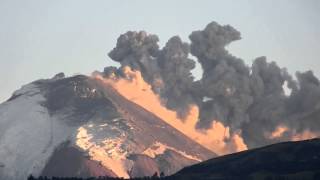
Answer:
[104, 21, 320, 148]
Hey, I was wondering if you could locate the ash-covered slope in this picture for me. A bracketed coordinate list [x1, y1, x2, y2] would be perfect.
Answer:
[173, 138, 320, 180]
[0, 73, 215, 180]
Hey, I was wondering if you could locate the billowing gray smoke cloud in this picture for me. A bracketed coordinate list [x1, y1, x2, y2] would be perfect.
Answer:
[157, 36, 197, 117]
[105, 21, 320, 148]
[286, 71, 320, 130]
[108, 31, 161, 84]
[106, 32, 198, 117]
[189, 22, 253, 130]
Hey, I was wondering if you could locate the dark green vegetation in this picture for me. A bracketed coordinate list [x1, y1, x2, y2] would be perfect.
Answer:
[29, 139, 320, 180]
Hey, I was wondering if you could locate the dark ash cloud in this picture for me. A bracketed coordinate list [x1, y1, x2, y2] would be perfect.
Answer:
[104, 21, 320, 148]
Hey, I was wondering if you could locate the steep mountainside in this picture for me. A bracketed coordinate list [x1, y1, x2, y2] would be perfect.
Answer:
[0, 74, 215, 180]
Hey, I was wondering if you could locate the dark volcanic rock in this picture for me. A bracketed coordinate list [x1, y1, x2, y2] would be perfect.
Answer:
[128, 154, 160, 177]
[39, 75, 120, 124]
[41, 141, 116, 178]
[155, 150, 198, 176]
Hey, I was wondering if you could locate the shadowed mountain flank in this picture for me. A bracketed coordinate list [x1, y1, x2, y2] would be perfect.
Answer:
[174, 139, 320, 180]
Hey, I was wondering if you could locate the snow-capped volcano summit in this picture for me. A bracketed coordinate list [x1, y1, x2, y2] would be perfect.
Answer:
[0, 73, 215, 180]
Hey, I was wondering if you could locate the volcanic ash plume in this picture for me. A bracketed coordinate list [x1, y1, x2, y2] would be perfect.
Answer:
[94, 67, 247, 155]
[99, 21, 320, 153]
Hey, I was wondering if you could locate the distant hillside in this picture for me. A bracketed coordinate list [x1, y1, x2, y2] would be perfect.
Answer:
[173, 138, 320, 180]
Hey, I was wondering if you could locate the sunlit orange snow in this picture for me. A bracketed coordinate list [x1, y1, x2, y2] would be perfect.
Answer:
[94, 67, 247, 155]
[76, 126, 131, 178]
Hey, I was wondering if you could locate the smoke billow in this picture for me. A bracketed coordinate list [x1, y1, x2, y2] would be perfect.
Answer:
[95, 67, 247, 154]
[108, 31, 160, 84]
[189, 22, 253, 131]
[106, 32, 198, 117]
[101, 21, 320, 150]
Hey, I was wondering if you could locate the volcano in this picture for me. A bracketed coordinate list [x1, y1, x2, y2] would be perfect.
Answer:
[0, 73, 215, 180]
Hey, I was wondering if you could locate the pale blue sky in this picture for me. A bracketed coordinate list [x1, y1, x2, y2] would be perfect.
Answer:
[0, 0, 319, 103]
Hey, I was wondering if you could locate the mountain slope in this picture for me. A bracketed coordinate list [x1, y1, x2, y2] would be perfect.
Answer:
[173, 138, 320, 180]
[0, 74, 215, 180]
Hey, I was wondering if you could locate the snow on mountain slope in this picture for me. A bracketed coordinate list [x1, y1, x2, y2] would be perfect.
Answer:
[0, 74, 215, 179]
[0, 82, 75, 180]
[143, 142, 202, 162]
[76, 125, 133, 178]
